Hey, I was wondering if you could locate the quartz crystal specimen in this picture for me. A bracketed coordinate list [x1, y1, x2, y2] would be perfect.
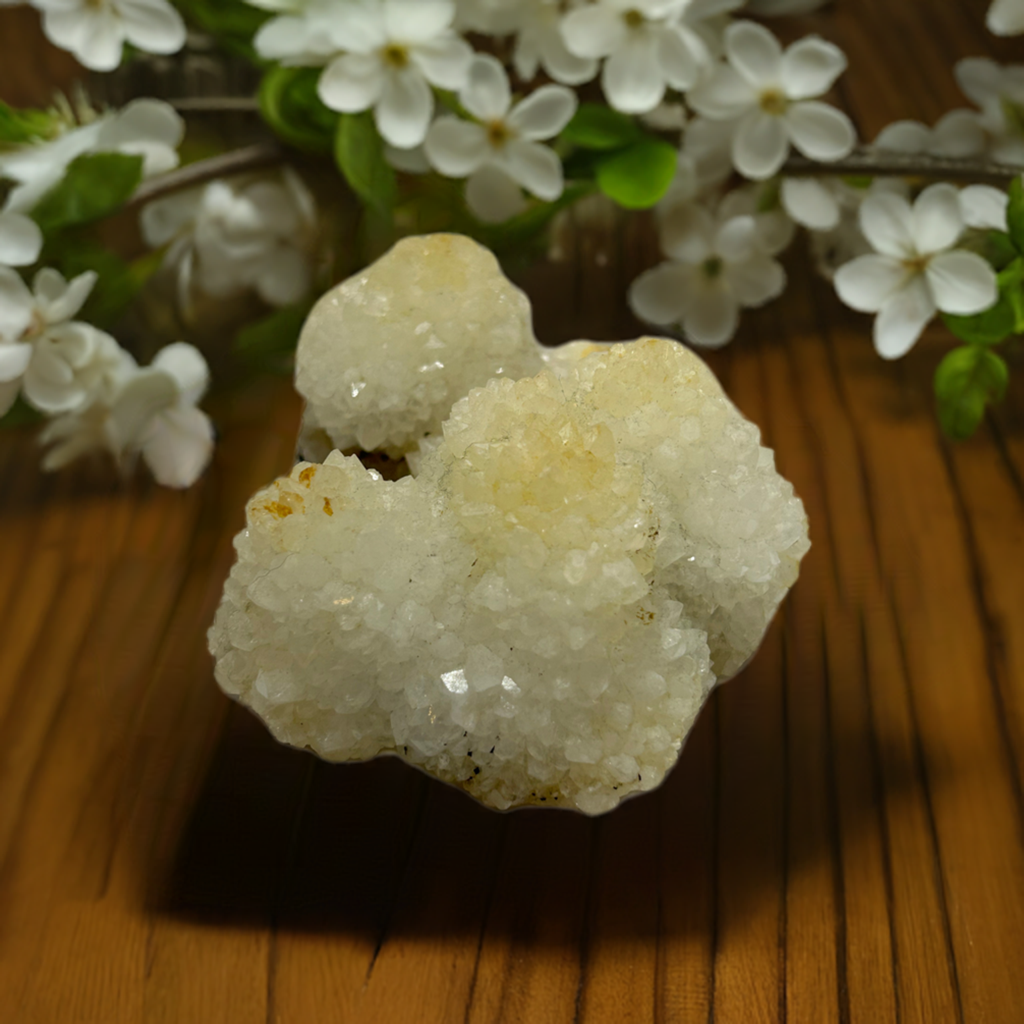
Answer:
[210, 237, 809, 813]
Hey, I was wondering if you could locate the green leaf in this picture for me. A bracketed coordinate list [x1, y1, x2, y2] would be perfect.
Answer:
[334, 112, 396, 220]
[0, 101, 56, 144]
[934, 345, 1009, 440]
[31, 152, 144, 234]
[982, 230, 1019, 270]
[1008, 176, 1024, 254]
[595, 137, 678, 210]
[235, 304, 311, 374]
[0, 395, 44, 430]
[171, 0, 270, 61]
[259, 66, 338, 153]
[561, 104, 641, 151]
[943, 298, 1016, 346]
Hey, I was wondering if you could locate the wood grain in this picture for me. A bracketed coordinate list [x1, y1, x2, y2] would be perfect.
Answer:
[2, 1, 1024, 1021]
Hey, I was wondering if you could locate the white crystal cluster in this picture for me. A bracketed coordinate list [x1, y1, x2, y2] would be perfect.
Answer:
[210, 237, 809, 813]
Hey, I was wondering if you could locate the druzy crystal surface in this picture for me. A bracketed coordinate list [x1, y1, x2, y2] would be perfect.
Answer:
[211, 236, 809, 813]
[209, 233, 810, 813]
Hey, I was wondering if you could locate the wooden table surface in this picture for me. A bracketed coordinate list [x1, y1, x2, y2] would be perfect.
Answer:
[2, 2, 1024, 1022]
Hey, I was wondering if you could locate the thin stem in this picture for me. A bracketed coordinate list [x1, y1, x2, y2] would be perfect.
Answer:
[782, 146, 1023, 183]
[128, 142, 286, 206]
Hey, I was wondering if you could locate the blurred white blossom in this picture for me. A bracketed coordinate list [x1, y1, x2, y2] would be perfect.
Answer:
[959, 183, 1009, 230]
[141, 170, 317, 311]
[0, 212, 43, 268]
[510, 0, 598, 85]
[31, 0, 186, 72]
[315, 0, 472, 148]
[0, 267, 124, 415]
[425, 54, 577, 221]
[834, 183, 999, 359]
[954, 58, 1024, 164]
[630, 202, 786, 347]
[689, 20, 856, 179]
[41, 342, 214, 488]
[0, 98, 183, 214]
[561, 0, 708, 114]
[987, 0, 1024, 35]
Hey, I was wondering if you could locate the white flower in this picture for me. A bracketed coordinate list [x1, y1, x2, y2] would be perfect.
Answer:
[316, 0, 472, 148]
[834, 183, 999, 359]
[141, 170, 317, 310]
[425, 54, 576, 221]
[41, 342, 215, 488]
[31, 0, 186, 73]
[561, 0, 708, 114]
[0, 98, 184, 214]
[0, 266, 125, 415]
[719, 182, 796, 254]
[988, 0, 1024, 35]
[688, 20, 856, 180]
[511, 0, 598, 86]
[630, 202, 786, 347]
[873, 113, 988, 159]
[0, 212, 43, 267]
[954, 58, 1024, 165]
[959, 184, 1009, 231]
[681, 115, 738, 189]
[253, 0, 350, 65]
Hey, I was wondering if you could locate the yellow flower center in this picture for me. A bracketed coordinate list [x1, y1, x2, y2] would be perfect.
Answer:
[622, 9, 645, 28]
[759, 89, 789, 116]
[702, 257, 723, 279]
[486, 120, 512, 148]
[382, 44, 410, 69]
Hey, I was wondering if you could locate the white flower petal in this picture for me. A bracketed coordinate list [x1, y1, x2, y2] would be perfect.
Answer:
[460, 54, 511, 121]
[42, 7, 124, 72]
[733, 110, 789, 180]
[859, 191, 915, 257]
[561, 5, 627, 60]
[688, 65, 755, 120]
[317, 53, 385, 114]
[781, 177, 840, 231]
[425, 117, 488, 176]
[0, 212, 43, 267]
[0, 267, 34, 340]
[834, 254, 906, 313]
[926, 250, 998, 316]
[376, 67, 434, 148]
[929, 109, 987, 158]
[954, 57, 1002, 110]
[874, 277, 935, 359]
[152, 341, 210, 405]
[683, 281, 740, 348]
[714, 215, 758, 262]
[725, 254, 786, 307]
[384, 0, 454, 43]
[256, 248, 311, 307]
[465, 165, 528, 223]
[109, 367, 177, 450]
[43, 270, 97, 323]
[987, 0, 1024, 36]
[960, 184, 1009, 231]
[501, 139, 563, 200]
[628, 262, 690, 325]
[780, 36, 846, 100]
[99, 97, 184, 152]
[142, 406, 214, 488]
[726, 20, 783, 88]
[0, 342, 32, 383]
[508, 85, 577, 141]
[537, 31, 598, 86]
[602, 34, 664, 114]
[119, 0, 187, 56]
[254, 16, 311, 61]
[784, 101, 856, 161]
[411, 34, 473, 90]
[911, 183, 963, 255]
[385, 142, 431, 174]
[657, 23, 705, 92]
[874, 120, 931, 153]
[659, 203, 715, 263]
